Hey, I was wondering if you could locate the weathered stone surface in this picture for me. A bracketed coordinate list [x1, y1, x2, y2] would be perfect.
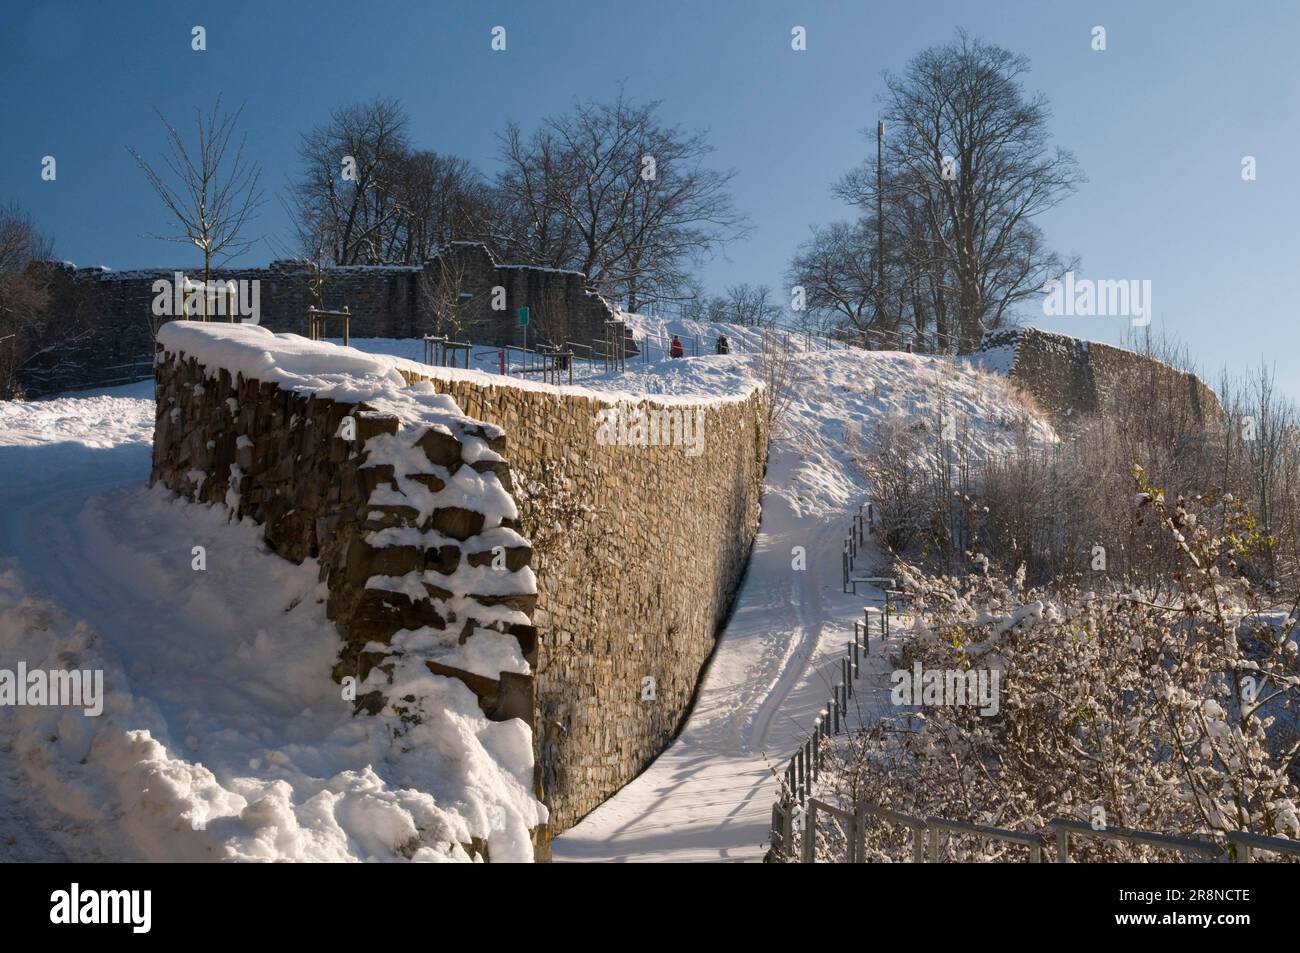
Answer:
[415, 428, 462, 468]
[983, 327, 1222, 429]
[407, 373, 768, 833]
[428, 506, 485, 541]
[150, 343, 767, 844]
[22, 242, 628, 396]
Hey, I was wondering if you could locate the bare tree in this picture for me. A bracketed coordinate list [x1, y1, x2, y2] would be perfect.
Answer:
[722, 283, 780, 328]
[395, 151, 492, 261]
[128, 96, 264, 282]
[494, 93, 749, 310]
[289, 97, 410, 266]
[0, 204, 104, 399]
[289, 98, 493, 266]
[810, 32, 1083, 354]
[788, 220, 883, 342]
[420, 248, 475, 341]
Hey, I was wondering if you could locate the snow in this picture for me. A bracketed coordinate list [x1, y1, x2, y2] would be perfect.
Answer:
[160, 322, 759, 411]
[548, 319, 1057, 862]
[286, 324, 1059, 862]
[2, 318, 1056, 863]
[0, 352, 548, 861]
[0, 479, 543, 862]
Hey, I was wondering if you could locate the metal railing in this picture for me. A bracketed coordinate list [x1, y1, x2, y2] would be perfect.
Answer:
[778, 807, 1300, 863]
[768, 500, 1300, 864]
[776, 501, 895, 813]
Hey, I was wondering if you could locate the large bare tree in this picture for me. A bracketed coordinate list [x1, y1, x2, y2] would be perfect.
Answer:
[289, 97, 409, 266]
[494, 93, 749, 311]
[879, 31, 1082, 352]
[128, 96, 264, 282]
[803, 32, 1083, 353]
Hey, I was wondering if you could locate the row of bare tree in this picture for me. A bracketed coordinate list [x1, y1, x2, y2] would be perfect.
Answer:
[284, 92, 749, 314]
[2, 31, 1093, 397]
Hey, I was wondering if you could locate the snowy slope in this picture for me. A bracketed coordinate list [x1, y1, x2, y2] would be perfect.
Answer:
[0, 364, 543, 861]
[550, 326, 1057, 862]
[0, 323, 1054, 863]
[279, 326, 1058, 861]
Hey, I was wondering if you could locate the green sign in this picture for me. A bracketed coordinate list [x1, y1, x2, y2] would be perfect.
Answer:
[518, 306, 530, 326]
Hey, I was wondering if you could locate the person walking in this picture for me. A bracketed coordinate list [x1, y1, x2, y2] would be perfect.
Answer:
[715, 334, 730, 355]
[670, 334, 684, 359]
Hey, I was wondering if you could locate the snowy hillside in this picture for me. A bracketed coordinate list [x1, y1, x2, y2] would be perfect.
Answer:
[0, 320, 1055, 862]
[0, 377, 542, 862]
[546, 320, 1056, 861]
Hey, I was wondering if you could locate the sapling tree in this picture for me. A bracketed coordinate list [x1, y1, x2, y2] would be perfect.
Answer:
[129, 96, 264, 284]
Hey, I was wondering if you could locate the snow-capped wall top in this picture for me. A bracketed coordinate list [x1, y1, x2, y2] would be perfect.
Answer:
[155, 320, 760, 409]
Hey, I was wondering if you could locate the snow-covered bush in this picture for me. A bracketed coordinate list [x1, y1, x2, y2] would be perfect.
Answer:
[861, 350, 1300, 592]
[820, 476, 1300, 861]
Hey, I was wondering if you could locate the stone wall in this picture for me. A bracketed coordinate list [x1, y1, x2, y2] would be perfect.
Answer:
[149, 325, 767, 837]
[150, 331, 545, 857]
[981, 327, 1222, 428]
[23, 243, 619, 396]
[398, 374, 768, 831]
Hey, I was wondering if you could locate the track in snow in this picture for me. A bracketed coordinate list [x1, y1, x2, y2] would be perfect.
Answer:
[552, 496, 897, 863]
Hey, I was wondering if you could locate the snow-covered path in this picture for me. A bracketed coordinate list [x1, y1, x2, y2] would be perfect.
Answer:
[551, 338, 1056, 863]
[0, 382, 156, 858]
[551, 487, 897, 862]
[0, 335, 1052, 862]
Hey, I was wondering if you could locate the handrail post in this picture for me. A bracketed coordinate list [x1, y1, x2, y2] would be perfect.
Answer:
[802, 802, 818, 863]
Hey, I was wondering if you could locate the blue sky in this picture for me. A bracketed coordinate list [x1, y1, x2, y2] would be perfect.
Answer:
[3, 1, 1298, 393]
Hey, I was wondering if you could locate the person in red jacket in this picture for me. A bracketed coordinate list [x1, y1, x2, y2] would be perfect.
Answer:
[670, 334, 684, 359]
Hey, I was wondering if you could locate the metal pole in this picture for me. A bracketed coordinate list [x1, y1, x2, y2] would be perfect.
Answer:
[876, 120, 885, 344]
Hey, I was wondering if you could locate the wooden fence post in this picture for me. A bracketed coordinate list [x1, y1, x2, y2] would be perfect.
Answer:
[802, 802, 818, 864]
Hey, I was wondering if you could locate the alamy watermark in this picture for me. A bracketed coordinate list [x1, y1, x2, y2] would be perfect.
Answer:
[890, 662, 1000, 716]
[0, 663, 103, 716]
[594, 404, 705, 457]
[151, 272, 261, 324]
[1042, 271, 1151, 326]
[50, 883, 150, 933]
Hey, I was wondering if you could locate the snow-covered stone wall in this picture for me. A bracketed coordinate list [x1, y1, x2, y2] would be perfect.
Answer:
[402, 370, 768, 831]
[151, 322, 547, 859]
[978, 327, 1222, 428]
[149, 322, 767, 840]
